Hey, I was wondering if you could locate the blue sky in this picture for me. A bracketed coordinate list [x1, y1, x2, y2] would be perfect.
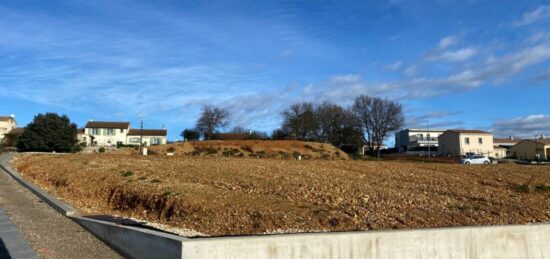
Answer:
[1, 0, 550, 142]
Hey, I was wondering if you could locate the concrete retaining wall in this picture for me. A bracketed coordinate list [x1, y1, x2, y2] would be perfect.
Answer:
[181, 224, 549, 259]
[74, 216, 184, 259]
[1, 153, 549, 259]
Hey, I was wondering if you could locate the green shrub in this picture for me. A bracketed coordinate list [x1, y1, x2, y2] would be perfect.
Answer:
[167, 146, 176, 153]
[514, 184, 530, 193]
[98, 147, 106, 153]
[535, 184, 549, 192]
[205, 147, 217, 154]
[255, 150, 267, 158]
[150, 179, 161, 183]
[73, 144, 83, 153]
[120, 171, 134, 177]
[16, 113, 78, 152]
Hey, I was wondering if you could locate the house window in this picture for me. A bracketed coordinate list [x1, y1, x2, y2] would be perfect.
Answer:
[151, 138, 161, 145]
[416, 134, 423, 141]
[478, 138, 483, 144]
[91, 128, 100, 135]
[129, 138, 140, 144]
[105, 129, 115, 136]
[465, 137, 470, 145]
[120, 129, 124, 133]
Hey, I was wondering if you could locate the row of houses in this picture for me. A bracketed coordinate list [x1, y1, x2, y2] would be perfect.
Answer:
[0, 115, 167, 147]
[395, 128, 550, 160]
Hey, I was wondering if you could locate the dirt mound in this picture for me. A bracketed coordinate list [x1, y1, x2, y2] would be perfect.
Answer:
[148, 140, 348, 160]
[13, 154, 550, 237]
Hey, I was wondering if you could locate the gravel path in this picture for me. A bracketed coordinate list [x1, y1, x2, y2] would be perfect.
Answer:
[0, 156, 122, 259]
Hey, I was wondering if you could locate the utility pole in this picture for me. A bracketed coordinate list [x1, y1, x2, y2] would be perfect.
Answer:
[426, 120, 431, 157]
[139, 120, 143, 151]
[535, 134, 539, 165]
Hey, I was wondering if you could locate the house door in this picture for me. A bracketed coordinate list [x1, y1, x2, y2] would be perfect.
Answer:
[546, 148, 550, 160]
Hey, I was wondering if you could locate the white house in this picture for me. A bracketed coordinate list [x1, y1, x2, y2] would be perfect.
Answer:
[84, 121, 131, 147]
[127, 129, 167, 146]
[0, 115, 16, 144]
[395, 128, 446, 154]
[84, 120, 167, 147]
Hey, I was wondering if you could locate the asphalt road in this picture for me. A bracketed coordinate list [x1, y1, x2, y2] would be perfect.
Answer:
[0, 156, 122, 259]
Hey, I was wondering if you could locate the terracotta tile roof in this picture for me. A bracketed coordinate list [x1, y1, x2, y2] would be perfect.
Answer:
[0, 116, 14, 121]
[6, 128, 24, 135]
[85, 121, 130, 129]
[446, 129, 492, 135]
[127, 129, 167, 136]
[531, 139, 550, 145]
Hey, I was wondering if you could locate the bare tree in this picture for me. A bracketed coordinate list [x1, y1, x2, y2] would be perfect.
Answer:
[353, 95, 404, 158]
[195, 105, 231, 140]
[281, 102, 318, 140]
[315, 102, 362, 149]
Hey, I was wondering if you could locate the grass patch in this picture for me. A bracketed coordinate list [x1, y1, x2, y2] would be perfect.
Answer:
[161, 191, 180, 197]
[138, 176, 147, 180]
[150, 179, 161, 184]
[535, 184, 550, 193]
[254, 150, 267, 158]
[120, 170, 134, 177]
[514, 184, 530, 193]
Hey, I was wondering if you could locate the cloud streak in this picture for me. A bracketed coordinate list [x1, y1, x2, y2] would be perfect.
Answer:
[492, 114, 550, 138]
[513, 5, 550, 27]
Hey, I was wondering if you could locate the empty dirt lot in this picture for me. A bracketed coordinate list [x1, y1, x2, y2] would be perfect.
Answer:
[13, 154, 550, 236]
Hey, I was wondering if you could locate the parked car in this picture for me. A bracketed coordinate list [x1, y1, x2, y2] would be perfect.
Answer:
[460, 155, 491, 165]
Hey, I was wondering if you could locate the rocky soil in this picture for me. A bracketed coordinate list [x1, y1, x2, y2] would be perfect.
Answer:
[13, 153, 550, 237]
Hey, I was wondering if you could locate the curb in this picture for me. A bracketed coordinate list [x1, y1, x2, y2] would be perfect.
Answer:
[0, 153, 184, 259]
[0, 154, 78, 216]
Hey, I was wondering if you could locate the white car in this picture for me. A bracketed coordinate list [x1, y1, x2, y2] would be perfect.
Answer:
[461, 155, 491, 165]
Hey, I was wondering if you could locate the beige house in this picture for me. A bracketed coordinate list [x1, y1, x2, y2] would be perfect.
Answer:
[127, 129, 167, 146]
[493, 136, 522, 158]
[0, 115, 16, 144]
[493, 146, 508, 159]
[509, 139, 550, 160]
[438, 130, 495, 157]
[77, 128, 92, 146]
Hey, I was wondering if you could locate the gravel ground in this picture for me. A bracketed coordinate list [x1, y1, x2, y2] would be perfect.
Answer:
[13, 153, 550, 237]
[0, 162, 122, 259]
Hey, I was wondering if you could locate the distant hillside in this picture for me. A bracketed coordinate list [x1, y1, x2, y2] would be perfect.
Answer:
[148, 140, 349, 160]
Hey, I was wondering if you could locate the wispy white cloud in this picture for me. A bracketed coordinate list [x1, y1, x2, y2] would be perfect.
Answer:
[513, 5, 550, 27]
[403, 65, 417, 77]
[426, 46, 477, 62]
[383, 60, 403, 71]
[437, 35, 458, 49]
[526, 31, 550, 43]
[492, 114, 550, 138]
